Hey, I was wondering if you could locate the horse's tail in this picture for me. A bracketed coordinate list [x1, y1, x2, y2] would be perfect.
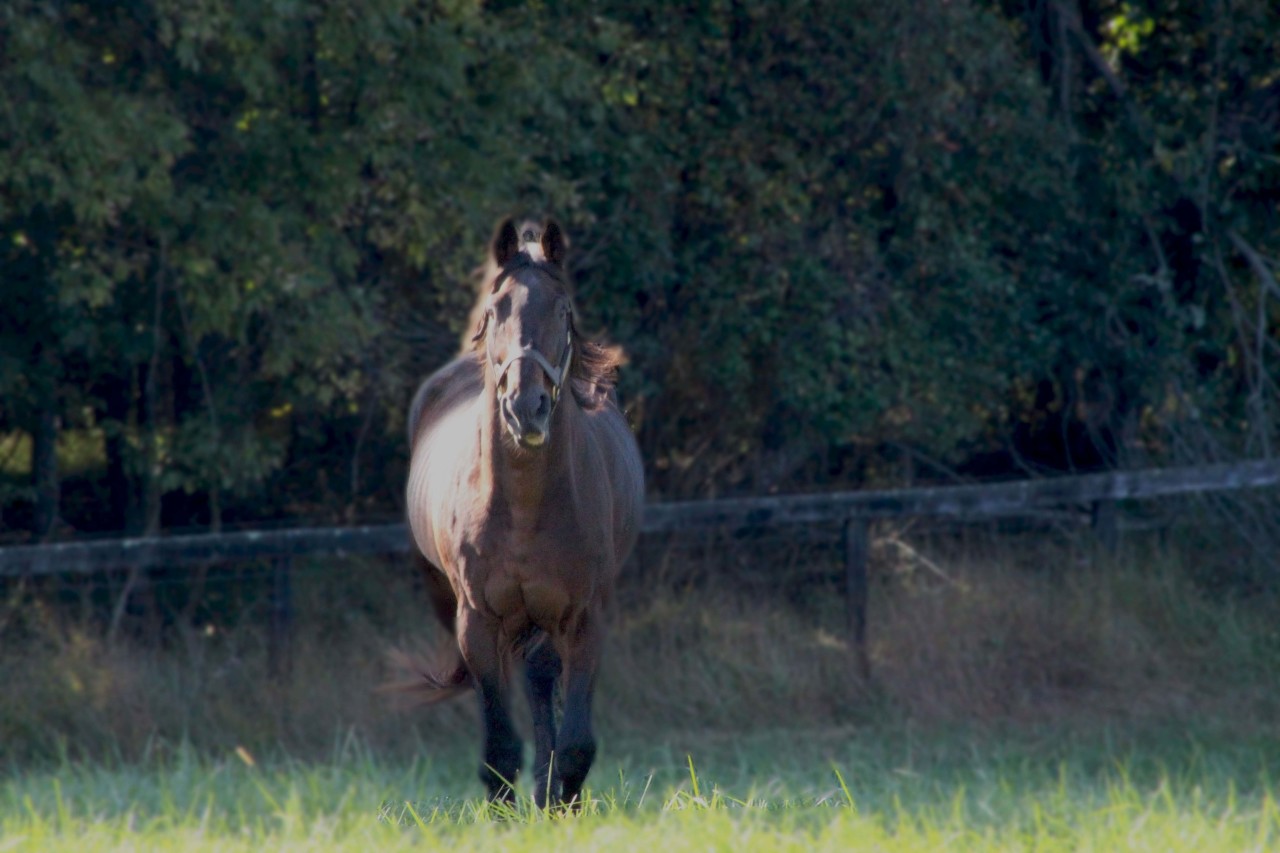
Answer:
[379, 647, 472, 705]
[378, 551, 472, 704]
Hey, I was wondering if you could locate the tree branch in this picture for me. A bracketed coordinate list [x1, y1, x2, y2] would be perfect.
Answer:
[1053, 0, 1155, 147]
[1228, 229, 1280, 300]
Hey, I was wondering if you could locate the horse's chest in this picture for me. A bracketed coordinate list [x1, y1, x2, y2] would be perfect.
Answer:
[457, 521, 600, 631]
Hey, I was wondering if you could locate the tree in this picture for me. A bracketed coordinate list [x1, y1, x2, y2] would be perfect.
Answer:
[2, 0, 1278, 538]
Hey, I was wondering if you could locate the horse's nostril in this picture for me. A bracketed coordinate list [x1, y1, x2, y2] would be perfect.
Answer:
[536, 393, 550, 418]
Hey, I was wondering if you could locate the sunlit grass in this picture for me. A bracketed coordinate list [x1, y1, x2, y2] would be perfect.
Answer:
[2, 725, 1276, 851]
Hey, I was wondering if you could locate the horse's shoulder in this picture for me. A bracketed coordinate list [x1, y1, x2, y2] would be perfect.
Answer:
[573, 402, 644, 504]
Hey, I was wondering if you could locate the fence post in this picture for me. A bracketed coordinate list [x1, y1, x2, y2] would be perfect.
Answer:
[1091, 500, 1118, 553]
[843, 516, 871, 681]
[268, 556, 293, 679]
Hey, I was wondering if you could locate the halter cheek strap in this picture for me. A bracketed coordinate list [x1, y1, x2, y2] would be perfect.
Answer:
[493, 329, 574, 406]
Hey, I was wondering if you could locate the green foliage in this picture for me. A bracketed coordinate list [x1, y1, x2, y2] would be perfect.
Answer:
[2, 0, 1278, 529]
[0, 0, 550, 528]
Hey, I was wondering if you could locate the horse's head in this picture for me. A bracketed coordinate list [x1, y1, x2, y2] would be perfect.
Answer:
[474, 217, 574, 450]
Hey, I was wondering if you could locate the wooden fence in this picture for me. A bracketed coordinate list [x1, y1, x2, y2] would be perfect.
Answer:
[2, 459, 1278, 677]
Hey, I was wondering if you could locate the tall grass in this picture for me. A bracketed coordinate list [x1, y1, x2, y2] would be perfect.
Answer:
[1, 532, 1277, 766]
[3, 534, 1278, 847]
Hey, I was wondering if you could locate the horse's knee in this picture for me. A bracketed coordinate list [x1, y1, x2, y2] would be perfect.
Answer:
[559, 740, 595, 776]
[525, 636, 561, 686]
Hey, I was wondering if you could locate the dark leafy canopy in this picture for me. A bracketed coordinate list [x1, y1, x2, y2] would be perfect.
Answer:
[1, 0, 1277, 535]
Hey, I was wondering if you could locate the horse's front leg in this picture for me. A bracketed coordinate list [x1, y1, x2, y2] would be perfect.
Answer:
[457, 606, 522, 803]
[523, 635, 561, 809]
[554, 609, 602, 809]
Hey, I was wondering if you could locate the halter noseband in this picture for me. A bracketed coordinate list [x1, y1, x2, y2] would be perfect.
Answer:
[492, 329, 574, 408]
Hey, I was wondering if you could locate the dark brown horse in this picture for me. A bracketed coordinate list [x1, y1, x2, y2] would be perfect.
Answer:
[404, 218, 644, 808]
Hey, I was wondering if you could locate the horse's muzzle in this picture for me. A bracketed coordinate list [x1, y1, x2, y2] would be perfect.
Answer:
[501, 390, 552, 448]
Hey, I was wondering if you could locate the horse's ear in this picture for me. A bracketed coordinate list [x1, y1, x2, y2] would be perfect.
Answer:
[541, 220, 567, 267]
[492, 218, 520, 268]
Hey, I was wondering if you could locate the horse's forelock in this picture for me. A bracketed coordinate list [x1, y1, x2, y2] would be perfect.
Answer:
[470, 257, 572, 361]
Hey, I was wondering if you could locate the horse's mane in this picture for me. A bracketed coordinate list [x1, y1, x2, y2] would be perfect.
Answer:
[568, 334, 625, 412]
[470, 252, 624, 413]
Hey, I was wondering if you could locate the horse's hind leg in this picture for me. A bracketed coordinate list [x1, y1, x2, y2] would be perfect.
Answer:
[554, 611, 602, 809]
[457, 606, 522, 803]
[523, 635, 561, 809]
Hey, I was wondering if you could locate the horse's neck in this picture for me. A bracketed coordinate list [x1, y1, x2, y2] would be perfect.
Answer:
[477, 388, 574, 518]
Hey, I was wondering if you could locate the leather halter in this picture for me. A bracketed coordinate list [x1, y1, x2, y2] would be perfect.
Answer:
[479, 256, 575, 407]
[492, 329, 574, 408]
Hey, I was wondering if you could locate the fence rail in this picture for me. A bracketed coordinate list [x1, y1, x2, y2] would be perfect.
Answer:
[3, 459, 1278, 677]
[4, 459, 1276, 578]
[640, 458, 1280, 530]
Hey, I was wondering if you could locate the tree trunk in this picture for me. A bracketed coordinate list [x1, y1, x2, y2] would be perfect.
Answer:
[31, 404, 59, 540]
[101, 372, 132, 532]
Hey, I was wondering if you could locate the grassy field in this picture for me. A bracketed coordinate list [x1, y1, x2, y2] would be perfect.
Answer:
[3, 723, 1277, 850]
[2, 535, 1278, 848]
